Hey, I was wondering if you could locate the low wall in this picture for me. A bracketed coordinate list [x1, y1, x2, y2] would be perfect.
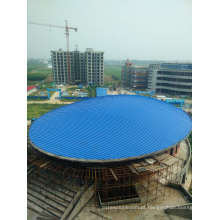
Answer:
[100, 197, 141, 207]
[164, 203, 192, 219]
[27, 96, 48, 100]
[180, 138, 192, 183]
[167, 183, 192, 203]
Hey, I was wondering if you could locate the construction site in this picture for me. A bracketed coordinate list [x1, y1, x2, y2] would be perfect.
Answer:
[27, 95, 192, 220]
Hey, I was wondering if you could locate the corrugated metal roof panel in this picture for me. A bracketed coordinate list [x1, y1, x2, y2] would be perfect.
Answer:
[29, 95, 192, 162]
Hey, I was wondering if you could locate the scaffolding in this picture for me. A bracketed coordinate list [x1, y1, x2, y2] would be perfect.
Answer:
[28, 145, 185, 208]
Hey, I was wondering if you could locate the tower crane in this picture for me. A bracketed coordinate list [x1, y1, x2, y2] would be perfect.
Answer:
[29, 20, 78, 84]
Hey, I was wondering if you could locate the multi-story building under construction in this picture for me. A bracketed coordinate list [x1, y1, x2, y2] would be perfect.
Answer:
[121, 60, 149, 90]
[51, 48, 104, 86]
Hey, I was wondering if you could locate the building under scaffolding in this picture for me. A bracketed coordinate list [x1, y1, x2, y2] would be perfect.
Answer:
[28, 95, 192, 209]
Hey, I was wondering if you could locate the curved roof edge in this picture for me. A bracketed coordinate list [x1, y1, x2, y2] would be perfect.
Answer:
[29, 132, 191, 165]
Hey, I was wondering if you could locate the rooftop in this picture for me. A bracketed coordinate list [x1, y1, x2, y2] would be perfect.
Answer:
[27, 86, 36, 92]
[29, 95, 191, 163]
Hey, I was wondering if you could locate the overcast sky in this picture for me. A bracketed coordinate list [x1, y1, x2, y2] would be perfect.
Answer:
[27, 0, 192, 61]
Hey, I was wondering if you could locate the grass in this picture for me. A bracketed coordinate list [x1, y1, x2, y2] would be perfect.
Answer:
[103, 65, 122, 88]
[27, 73, 49, 81]
[27, 81, 40, 86]
[29, 89, 47, 96]
[104, 65, 121, 80]
[27, 60, 52, 85]
[27, 65, 52, 81]
[27, 98, 48, 101]
[27, 104, 66, 120]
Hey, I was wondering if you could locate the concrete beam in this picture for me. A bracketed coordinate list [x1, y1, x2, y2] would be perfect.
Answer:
[66, 184, 94, 220]
[89, 210, 112, 220]
[109, 168, 118, 181]
[60, 185, 87, 220]
[165, 208, 192, 219]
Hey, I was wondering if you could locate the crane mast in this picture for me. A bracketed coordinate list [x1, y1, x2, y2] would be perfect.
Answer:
[65, 20, 71, 84]
[29, 20, 78, 84]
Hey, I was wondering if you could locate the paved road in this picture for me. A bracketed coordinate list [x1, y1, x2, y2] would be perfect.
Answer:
[48, 91, 58, 103]
[27, 100, 73, 104]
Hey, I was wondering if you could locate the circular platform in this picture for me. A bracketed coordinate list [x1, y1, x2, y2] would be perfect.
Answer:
[29, 95, 192, 163]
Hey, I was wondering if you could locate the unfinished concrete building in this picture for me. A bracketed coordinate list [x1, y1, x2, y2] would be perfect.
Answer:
[28, 95, 192, 219]
[84, 48, 104, 86]
[51, 48, 104, 86]
[121, 61, 149, 90]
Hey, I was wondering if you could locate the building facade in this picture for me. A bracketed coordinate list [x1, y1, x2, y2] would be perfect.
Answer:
[147, 64, 160, 91]
[51, 48, 104, 86]
[150, 63, 192, 96]
[122, 62, 192, 96]
[121, 60, 132, 87]
[84, 48, 104, 86]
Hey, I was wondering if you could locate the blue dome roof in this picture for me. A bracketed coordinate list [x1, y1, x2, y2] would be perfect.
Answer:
[29, 95, 192, 162]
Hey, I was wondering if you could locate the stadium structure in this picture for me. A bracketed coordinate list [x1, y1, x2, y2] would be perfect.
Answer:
[28, 95, 192, 210]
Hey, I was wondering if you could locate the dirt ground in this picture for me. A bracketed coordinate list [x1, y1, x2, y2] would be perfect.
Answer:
[76, 191, 190, 220]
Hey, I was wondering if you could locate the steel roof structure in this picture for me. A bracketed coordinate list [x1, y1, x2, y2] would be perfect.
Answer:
[29, 95, 192, 163]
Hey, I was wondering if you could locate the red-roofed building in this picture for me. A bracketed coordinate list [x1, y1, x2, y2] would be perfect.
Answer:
[27, 86, 37, 95]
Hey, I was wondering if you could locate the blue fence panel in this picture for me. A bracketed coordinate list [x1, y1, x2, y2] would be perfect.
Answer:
[40, 92, 46, 96]
[165, 99, 185, 107]
[47, 88, 62, 98]
[135, 90, 155, 96]
[78, 92, 88, 96]
[78, 84, 83, 89]
[96, 88, 107, 97]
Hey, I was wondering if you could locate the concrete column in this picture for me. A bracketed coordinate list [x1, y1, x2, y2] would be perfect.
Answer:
[176, 143, 181, 154]
[170, 147, 175, 156]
